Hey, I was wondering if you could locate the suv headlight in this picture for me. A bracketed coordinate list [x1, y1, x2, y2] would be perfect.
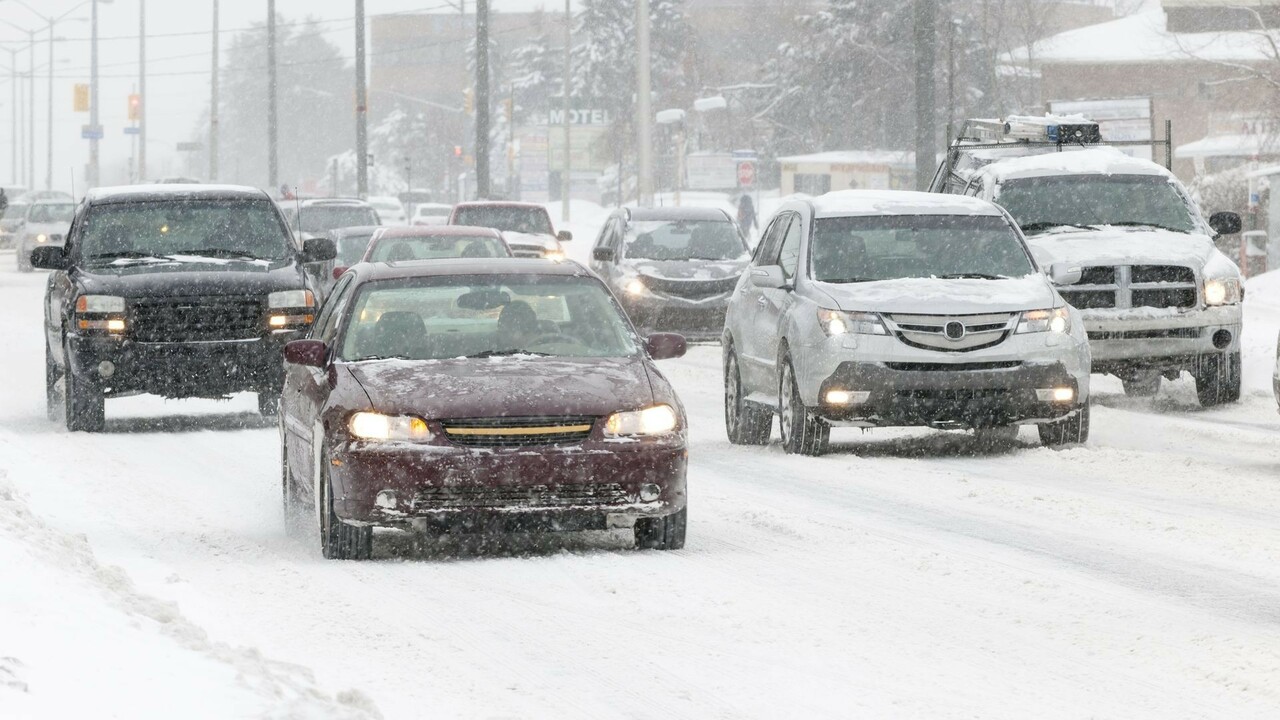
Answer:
[268, 289, 315, 309]
[267, 289, 316, 329]
[1204, 278, 1242, 306]
[76, 295, 127, 333]
[1015, 308, 1070, 334]
[348, 412, 432, 442]
[817, 309, 888, 336]
[604, 404, 679, 436]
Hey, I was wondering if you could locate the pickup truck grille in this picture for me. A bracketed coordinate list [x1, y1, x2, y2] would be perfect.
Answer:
[1059, 264, 1197, 311]
[130, 297, 264, 342]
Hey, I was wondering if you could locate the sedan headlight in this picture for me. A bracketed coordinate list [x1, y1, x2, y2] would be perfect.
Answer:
[347, 412, 432, 442]
[1204, 278, 1242, 306]
[817, 309, 888, 337]
[604, 404, 679, 437]
[625, 277, 647, 296]
[1015, 308, 1070, 334]
[35, 233, 48, 244]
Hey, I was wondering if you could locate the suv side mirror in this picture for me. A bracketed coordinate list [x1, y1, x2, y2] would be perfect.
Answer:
[749, 265, 787, 289]
[1209, 211, 1242, 236]
[645, 332, 687, 361]
[592, 247, 615, 262]
[1050, 262, 1082, 286]
[30, 245, 69, 270]
[557, 230, 573, 242]
[284, 339, 328, 368]
[302, 237, 337, 263]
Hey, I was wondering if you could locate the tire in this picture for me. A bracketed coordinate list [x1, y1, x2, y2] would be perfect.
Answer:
[635, 507, 687, 550]
[1120, 371, 1160, 398]
[45, 341, 59, 422]
[1038, 403, 1090, 447]
[63, 346, 105, 433]
[1194, 352, 1241, 407]
[778, 356, 830, 456]
[724, 349, 770, 445]
[318, 451, 372, 560]
[258, 390, 280, 417]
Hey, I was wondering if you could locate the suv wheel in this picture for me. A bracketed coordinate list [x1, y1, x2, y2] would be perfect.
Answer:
[724, 349, 770, 445]
[1038, 403, 1090, 447]
[1121, 371, 1160, 398]
[318, 448, 372, 560]
[1194, 352, 1241, 407]
[63, 346, 105, 433]
[634, 507, 687, 550]
[778, 356, 830, 456]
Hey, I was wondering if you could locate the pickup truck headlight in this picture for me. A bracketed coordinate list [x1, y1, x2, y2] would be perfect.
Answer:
[1204, 278, 1242, 306]
[76, 295, 127, 333]
[604, 404, 679, 436]
[267, 289, 316, 329]
[1015, 308, 1070, 334]
[817, 309, 888, 337]
[348, 412, 432, 442]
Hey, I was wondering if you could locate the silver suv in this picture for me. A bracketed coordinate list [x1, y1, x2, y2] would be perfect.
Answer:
[722, 190, 1091, 455]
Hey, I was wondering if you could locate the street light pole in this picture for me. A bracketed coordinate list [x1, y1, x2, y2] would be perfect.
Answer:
[88, 0, 100, 187]
[209, 0, 219, 182]
[6, 47, 16, 185]
[636, 0, 653, 207]
[138, 0, 146, 182]
[355, 0, 368, 198]
[27, 28, 34, 189]
[45, 21, 53, 189]
[267, 0, 278, 190]
[561, 0, 570, 221]
[475, 0, 490, 199]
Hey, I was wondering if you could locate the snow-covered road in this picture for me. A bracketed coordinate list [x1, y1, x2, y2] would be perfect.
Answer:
[3, 249, 1280, 719]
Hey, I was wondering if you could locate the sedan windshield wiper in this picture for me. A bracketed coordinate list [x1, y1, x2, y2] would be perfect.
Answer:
[466, 349, 551, 358]
[170, 248, 266, 260]
[818, 277, 876, 284]
[349, 354, 411, 362]
[935, 273, 1008, 280]
[1019, 222, 1095, 234]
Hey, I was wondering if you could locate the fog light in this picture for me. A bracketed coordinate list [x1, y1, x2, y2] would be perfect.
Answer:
[825, 389, 870, 405]
[97, 360, 115, 379]
[639, 483, 661, 502]
[375, 490, 398, 510]
[106, 318, 126, 333]
[1036, 387, 1074, 403]
[268, 314, 288, 328]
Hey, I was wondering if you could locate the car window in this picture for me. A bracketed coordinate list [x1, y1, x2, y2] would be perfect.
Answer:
[336, 232, 377, 265]
[753, 214, 788, 266]
[778, 215, 803, 281]
[77, 199, 293, 262]
[995, 174, 1199, 234]
[453, 206, 554, 235]
[298, 206, 380, 233]
[367, 235, 508, 262]
[315, 274, 356, 343]
[623, 219, 749, 262]
[338, 274, 638, 361]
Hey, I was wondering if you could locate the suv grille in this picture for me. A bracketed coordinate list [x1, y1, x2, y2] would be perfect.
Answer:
[441, 415, 596, 447]
[130, 297, 264, 342]
[411, 482, 628, 511]
[886, 312, 1016, 353]
[1060, 264, 1197, 311]
[639, 275, 738, 300]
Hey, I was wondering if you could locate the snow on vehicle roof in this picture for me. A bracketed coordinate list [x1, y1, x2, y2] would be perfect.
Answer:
[809, 190, 1000, 218]
[980, 148, 1173, 182]
[354, 257, 590, 282]
[86, 184, 271, 204]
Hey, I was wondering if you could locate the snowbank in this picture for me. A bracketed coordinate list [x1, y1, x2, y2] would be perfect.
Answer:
[1243, 269, 1280, 395]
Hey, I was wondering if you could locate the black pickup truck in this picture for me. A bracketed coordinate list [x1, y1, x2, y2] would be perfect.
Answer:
[32, 185, 335, 431]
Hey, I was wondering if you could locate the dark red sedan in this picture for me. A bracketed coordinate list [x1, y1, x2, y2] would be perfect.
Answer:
[280, 259, 689, 559]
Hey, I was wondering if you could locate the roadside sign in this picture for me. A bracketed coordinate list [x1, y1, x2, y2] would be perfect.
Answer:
[176, 141, 203, 152]
[123, 126, 140, 136]
[737, 160, 756, 187]
[80, 125, 103, 140]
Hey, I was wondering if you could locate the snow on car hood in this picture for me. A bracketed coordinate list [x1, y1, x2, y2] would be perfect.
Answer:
[814, 275, 1057, 314]
[629, 258, 748, 281]
[1025, 228, 1219, 270]
[345, 356, 654, 420]
[500, 231, 556, 250]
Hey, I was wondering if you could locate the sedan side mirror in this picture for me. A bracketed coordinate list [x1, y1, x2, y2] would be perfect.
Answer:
[332, 266, 348, 280]
[284, 339, 328, 368]
[30, 245, 69, 270]
[302, 237, 337, 263]
[749, 265, 787, 289]
[1050, 262, 1082, 286]
[645, 332, 687, 361]
[557, 230, 573, 242]
[1209, 211, 1242, 236]
[592, 247, 615, 262]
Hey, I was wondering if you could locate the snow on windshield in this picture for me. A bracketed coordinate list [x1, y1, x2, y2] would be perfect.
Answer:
[79, 200, 291, 261]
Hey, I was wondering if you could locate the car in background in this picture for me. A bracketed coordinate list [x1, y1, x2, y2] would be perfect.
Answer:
[449, 201, 572, 259]
[367, 196, 407, 225]
[0, 199, 30, 250]
[590, 206, 751, 340]
[349, 225, 510, 270]
[722, 190, 1091, 456]
[280, 259, 689, 559]
[32, 184, 335, 431]
[318, 225, 382, 296]
[280, 198, 381, 240]
[153, 176, 202, 184]
[411, 202, 454, 226]
[18, 190, 73, 203]
[16, 199, 76, 272]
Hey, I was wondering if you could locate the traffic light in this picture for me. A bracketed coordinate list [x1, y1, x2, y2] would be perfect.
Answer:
[127, 94, 141, 122]
[453, 145, 463, 157]
[463, 88, 474, 115]
[73, 84, 89, 112]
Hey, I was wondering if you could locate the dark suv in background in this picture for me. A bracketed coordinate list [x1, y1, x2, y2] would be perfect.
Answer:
[32, 185, 335, 431]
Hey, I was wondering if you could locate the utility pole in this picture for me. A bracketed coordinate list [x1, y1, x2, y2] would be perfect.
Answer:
[88, 0, 100, 187]
[138, 0, 146, 182]
[209, 0, 219, 182]
[27, 28, 34, 189]
[561, 0, 571, 221]
[636, 0, 653, 207]
[475, 0, 490, 199]
[267, 0, 278, 190]
[355, 0, 368, 198]
[7, 48, 15, 184]
[913, 0, 936, 191]
[44, 22, 53, 189]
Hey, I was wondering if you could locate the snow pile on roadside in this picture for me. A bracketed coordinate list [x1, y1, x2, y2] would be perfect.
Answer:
[1243, 269, 1280, 394]
[0, 471, 381, 720]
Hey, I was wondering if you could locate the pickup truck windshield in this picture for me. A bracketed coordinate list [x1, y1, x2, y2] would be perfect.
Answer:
[810, 214, 1034, 283]
[79, 199, 291, 262]
[996, 174, 1199, 235]
[453, 206, 554, 235]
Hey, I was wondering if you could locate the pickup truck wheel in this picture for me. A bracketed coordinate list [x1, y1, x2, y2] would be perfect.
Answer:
[318, 451, 372, 560]
[634, 507, 687, 550]
[63, 351, 105, 433]
[778, 357, 830, 456]
[1038, 403, 1090, 447]
[1121, 371, 1161, 398]
[1195, 352, 1241, 407]
[725, 350, 770, 445]
[44, 342, 59, 421]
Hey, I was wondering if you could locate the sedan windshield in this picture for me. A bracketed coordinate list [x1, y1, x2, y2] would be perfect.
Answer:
[810, 214, 1034, 283]
[29, 203, 75, 223]
[336, 232, 376, 266]
[453, 206, 554, 235]
[367, 235, 509, 262]
[995, 174, 1198, 235]
[299, 206, 380, 233]
[79, 199, 292, 262]
[341, 275, 637, 361]
[625, 220, 748, 261]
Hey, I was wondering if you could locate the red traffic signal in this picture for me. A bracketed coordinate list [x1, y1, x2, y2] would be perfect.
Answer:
[127, 93, 141, 121]
[453, 145, 463, 157]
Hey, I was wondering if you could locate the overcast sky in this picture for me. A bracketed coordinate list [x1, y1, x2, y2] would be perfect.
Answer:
[0, 0, 575, 192]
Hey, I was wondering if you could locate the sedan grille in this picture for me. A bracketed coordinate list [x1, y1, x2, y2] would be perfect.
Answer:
[411, 482, 628, 511]
[639, 275, 738, 300]
[885, 312, 1016, 353]
[130, 297, 264, 342]
[441, 415, 596, 447]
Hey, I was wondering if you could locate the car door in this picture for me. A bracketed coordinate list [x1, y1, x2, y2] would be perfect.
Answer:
[755, 212, 804, 389]
[735, 213, 789, 391]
